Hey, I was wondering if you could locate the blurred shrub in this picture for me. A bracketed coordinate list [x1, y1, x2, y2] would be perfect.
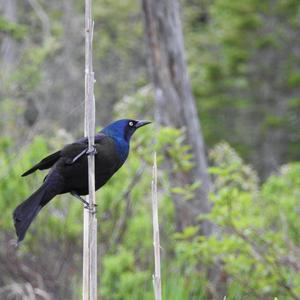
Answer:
[175, 142, 300, 299]
[2, 130, 300, 299]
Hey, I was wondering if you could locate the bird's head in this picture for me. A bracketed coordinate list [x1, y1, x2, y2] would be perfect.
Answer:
[101, 119, 151, 142]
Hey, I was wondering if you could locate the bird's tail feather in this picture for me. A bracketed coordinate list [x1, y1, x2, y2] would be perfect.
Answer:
[13, 183, 55, 242]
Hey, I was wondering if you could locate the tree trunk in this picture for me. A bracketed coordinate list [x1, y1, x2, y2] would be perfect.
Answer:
[142, 0, 212, 234]
[142, 2, 227, 297]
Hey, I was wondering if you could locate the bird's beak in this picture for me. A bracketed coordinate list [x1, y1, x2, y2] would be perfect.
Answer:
[135, 120, 152, 129]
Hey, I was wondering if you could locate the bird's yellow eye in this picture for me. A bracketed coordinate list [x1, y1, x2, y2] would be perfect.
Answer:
[129, 121, 134, 127]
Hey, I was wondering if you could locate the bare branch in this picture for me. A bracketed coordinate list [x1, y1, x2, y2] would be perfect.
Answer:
[27, 0, 50, 37]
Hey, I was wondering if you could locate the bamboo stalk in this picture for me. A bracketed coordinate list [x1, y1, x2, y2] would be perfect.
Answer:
[152, 152, 162, 300]
[83, 0, 97, 299]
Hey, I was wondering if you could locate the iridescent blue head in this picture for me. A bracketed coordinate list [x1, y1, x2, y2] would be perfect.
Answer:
[101, 119, 151, 161]
[101, 119, 151, 142]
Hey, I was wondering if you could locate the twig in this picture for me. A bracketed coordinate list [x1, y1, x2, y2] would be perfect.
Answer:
[27, 0, 50, 37]
[152, 152, 162, 300]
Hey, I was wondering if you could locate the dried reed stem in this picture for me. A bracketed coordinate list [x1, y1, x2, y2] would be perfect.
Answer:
[83, 0, 97, 299]
[152, 152, 162, 300]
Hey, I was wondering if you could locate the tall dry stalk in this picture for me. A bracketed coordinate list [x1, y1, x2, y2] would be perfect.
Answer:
[83, 0, 97, 299]
[152, 152, 162, 300]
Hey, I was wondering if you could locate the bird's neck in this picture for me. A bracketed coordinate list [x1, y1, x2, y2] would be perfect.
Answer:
[111, 136, 130, 162]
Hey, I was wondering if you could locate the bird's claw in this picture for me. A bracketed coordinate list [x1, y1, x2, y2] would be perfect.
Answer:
[84, 204, 97, 214]
[86, 145, 97, 156]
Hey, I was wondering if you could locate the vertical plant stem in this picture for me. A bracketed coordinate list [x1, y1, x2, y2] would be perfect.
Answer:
[152, 152, 162, 300]
[83, 0, 97, 299]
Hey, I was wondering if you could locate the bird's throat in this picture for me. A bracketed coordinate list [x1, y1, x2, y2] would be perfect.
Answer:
[112, 137, 129, 162]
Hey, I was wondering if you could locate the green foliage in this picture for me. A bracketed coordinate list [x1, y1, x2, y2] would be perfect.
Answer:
[156, 127, 194, 173]
[11, 37, 60, 92]
[176, 142, 300, 299]
[3, 129, 300, 299]
[101, 249, 152, 300]
[184, 0, 300, 172]
[0, 98, 24, 134]
[0, 16, 27, 40]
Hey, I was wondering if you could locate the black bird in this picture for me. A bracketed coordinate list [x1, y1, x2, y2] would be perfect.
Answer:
[13, 119, 151, 242]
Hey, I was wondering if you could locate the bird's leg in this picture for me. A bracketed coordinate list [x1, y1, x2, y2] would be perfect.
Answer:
[66, 149, 88, 165]
[71, 191, 89, 208]
[70, 191, 97, 213]
[66, 145, 97, 165]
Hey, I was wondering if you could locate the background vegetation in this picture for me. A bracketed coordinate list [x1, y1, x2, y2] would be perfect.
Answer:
[0, 0, 300, 299]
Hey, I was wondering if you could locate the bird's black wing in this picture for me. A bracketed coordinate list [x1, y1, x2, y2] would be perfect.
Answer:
[22, 150, 62, 177]
[21, 132, 106, 177]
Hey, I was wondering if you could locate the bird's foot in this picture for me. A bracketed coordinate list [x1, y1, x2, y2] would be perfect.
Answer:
[84, 203, 97, 214]
[86, 145, 98, 156]
[71, 191, 97, 214]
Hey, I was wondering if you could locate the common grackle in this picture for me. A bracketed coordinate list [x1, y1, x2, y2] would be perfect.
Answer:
[13, 119, 151, 242]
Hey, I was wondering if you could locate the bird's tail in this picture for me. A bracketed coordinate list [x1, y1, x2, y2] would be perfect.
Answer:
[13, 182, 56, 242]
